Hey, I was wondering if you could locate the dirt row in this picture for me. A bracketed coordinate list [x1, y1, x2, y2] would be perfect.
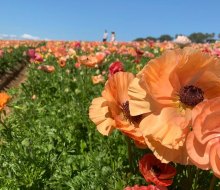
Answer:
[0, 64, 27, 91]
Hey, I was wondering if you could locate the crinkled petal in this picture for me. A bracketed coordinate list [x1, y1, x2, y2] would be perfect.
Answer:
[140, 107, 190, 149]
[146, 136, 190, 164]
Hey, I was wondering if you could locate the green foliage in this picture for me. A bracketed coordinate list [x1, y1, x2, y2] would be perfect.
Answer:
[158, 34, 173, 42]
[0, 46, 29, 74]
[188, 32, 215, 43]
[0, 50, 156, 189]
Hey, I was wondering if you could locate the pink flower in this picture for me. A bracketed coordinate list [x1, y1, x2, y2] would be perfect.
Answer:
[27, 49, 43, 63]
[34, 53, 43, 62]
[108, 61, 124, 77]
[74, 62, 81, 68]
[212, 48, 220, 58]
[27, 49, 36, 59]
[186, 97, 220, 178]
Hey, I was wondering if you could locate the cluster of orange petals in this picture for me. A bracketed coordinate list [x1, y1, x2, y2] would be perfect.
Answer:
[127, 48, 220, 165]
[89, 47, 220, 178]
[77, 52, 106, 67]
[89, 72, 147, 148]
[91, 75, 105, 84]
[0, 92, 10, 110]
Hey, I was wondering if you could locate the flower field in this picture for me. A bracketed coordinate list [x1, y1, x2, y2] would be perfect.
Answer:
[0, 40, 220, 189]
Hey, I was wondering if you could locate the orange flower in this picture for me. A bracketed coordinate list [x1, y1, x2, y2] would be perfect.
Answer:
[77, 52, 105, 68]
[58, 57, 67, 67]
[37, 65, 55, 73]
[0, 92, 10, 110]
[91, 74, 105, 84]
[128, 48, 220, 163]
[186, 97, 220, 178]
[89, 72, 147, 148]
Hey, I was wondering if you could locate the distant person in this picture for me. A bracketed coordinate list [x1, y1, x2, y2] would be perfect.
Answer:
[103, 30, 108, 42]
[110, 32, 116, 42]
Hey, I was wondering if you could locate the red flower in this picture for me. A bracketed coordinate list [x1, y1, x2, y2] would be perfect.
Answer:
[74, 42, 81, 49]
[108, 61, 124, 77]
[139, 154, 176, 187]
[124, 185, 167, 190]
[135, 48, 144, 57]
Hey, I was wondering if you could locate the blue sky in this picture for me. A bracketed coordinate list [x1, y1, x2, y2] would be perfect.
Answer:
[0, 0, 220, 41]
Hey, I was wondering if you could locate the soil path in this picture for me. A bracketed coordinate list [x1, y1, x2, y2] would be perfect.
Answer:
[1, 66, 28, 118]
[3, 67, 28, 90]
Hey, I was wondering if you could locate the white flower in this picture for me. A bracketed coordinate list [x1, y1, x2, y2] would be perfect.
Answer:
[174, 35, 191, 45]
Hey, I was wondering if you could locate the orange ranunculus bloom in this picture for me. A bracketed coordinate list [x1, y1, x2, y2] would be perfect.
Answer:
[128, 48, 220, 164]
[77, 52, 105, 68]
[0, 92, 10, 110]
[58, 57, 67, 67]
[91, 74, 105, 84]
[186, 97, 220, 178]
[89, 72, 147, 148]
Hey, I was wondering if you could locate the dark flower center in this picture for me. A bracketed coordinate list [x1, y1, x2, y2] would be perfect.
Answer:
[121, 101, 142, 123]
[179, 85, 204, 107]
[151, 165, 161, 176]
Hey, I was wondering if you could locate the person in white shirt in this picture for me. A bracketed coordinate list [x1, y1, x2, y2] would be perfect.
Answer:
[110, 32, 116, 42]
[103, 30, 108, 42]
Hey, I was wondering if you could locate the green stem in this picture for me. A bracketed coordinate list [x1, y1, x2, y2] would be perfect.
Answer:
[209, 175, 217, 190]
[193, 168, 200, 190]
[125, 136, 134, 173]
[0, 118, 12, 140]
[0, 119, 7, 128]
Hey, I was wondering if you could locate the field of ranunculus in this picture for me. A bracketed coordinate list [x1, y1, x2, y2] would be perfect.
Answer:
[0, 40, 220, 190]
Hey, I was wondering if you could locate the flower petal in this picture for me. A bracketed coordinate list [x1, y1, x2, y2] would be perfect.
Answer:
[140, 107, 190, 149]
[146, 136, 190, 164]
[89, 97, 115, 135]
[186, 132, 214, 169]
[102, 72, 134, 105]
[209, 143, 220, 178]
[128, 77, 151, 116]
[140, 49, 179, 105]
